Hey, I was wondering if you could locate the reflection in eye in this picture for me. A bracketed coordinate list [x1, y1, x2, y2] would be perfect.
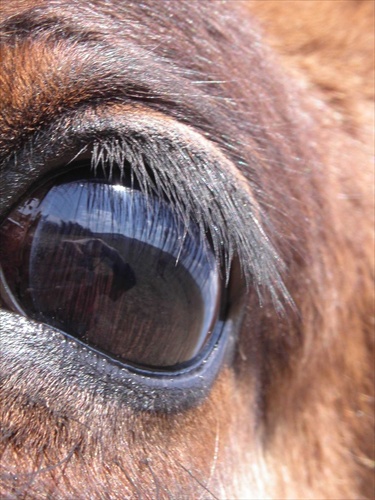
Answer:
[0, 178, 222, 370]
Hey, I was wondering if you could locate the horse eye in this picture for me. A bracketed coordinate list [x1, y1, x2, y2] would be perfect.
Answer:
[0, 169, 222, 371]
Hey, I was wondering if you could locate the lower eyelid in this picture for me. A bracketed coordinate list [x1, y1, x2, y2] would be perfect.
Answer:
[0, 310, 236, 413]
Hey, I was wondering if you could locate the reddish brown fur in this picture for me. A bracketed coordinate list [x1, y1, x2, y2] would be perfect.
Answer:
[0, 1, 374, 499]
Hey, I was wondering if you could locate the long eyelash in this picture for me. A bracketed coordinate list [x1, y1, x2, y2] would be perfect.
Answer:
[90, 137, 292, 311]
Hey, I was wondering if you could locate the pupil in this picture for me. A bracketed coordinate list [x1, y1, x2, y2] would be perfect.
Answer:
[0, 178, 221, 370]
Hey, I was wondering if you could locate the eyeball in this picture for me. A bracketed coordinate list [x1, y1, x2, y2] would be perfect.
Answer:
[0, 172, 223, 371]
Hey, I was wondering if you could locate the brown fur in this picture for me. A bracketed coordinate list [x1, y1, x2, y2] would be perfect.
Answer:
[0, 1, 374, 498]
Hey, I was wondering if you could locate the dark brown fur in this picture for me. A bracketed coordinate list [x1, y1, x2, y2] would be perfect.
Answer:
[0, 1, 374, 498]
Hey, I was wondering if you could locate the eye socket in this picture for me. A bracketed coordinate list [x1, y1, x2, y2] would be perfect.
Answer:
[0, 165, 223, 371]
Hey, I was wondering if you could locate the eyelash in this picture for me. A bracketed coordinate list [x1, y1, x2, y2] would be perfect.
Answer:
[90, 138, 231, 274]
[1, 109, 290, 313]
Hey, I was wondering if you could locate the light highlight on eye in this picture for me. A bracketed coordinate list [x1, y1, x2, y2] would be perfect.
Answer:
[0, 177, 222, 370]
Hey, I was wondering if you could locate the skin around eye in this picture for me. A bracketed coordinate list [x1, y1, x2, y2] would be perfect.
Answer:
[0, 178, 222, 370]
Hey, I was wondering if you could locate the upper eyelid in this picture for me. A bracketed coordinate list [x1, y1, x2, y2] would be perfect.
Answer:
[0, 105, 290, 310]
[0, 6, 248, 170]
[0, 7, 292, 310]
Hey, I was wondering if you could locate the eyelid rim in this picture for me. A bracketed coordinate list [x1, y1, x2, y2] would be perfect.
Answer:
[0, 265, 25, 315]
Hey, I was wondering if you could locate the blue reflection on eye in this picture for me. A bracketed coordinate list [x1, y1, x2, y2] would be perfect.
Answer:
[9, 180, 222, 369]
